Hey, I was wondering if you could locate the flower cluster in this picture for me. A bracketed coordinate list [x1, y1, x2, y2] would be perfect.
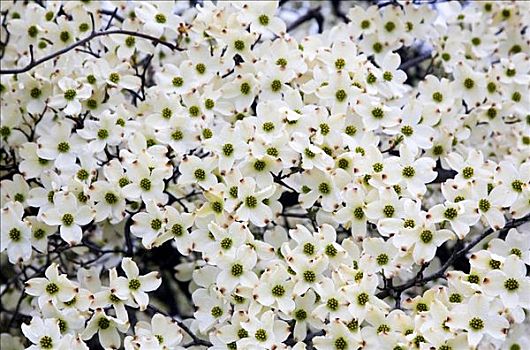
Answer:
[1, 1, 529, 349]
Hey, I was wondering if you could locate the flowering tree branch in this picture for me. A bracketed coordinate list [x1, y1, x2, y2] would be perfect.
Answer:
[377, 213, 530, 300]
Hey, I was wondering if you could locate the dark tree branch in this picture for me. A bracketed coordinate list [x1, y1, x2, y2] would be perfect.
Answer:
[1, 29, 184, 75]
[287, 7, 324, 33]
[399, 52, 433, 70]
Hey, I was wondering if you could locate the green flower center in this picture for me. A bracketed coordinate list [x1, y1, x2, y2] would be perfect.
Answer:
[140, 178, 151, 191]
[34, 228, 46, 239]
[194, 168, 206, 181]
[255, 329, 267, 342]
[271, 79, 282, 92]
[39, 336, 53, 349]
[403, 219, 415, 228]
[325, 244, 337, 257]
[373, 162, 383, 173]
[510, 248, 522, 257]
[253, 160, 266, 171]
[357, 292, 369, 305]
[128, 278, 141, 290]
[420, 230, 433, 243]
[478, 198, 491, 212]
[98, 317, 110, 330]
[468, 317, 484, 331]
[27, 25, 39, 38]
[150, 218, 162, 231]
[376, 253, 389, 265]
[77, 169, 89, 181]
[104, 192, 118, 204]
[237, 328, 248, 339]
[487, 82, 497, 93]
[432, 92, 443, 102]
[204, 98, 215, 109]
[378, 324, 391, 333]
[489, 259, 501, 269]
[511, 180, 523, 192]
[385, 21, 396, 32]
[433, 145, 444, 156]
[276, 58, 287, 67]
[62, 213, 74, 226]
[327, 297, 339, 310]
[463, 78, 475, 89]
[46, 282, 59, 295]
[195, 63, 206, 74]
[303, 242, 315, 255]
[211, 306, 223, 318]
[345, 125, 357, 135]
[444, 208, 458, 220]
[211, 201, 223, 213]
[262, 122, 275, 132]
[189, 105, 200, 116]
[231, 263, 243, 277]
[416, 302, 428, 312]
[234, 40, 245, 51]
[161, 107, 172, 119]
[220, 237, 233, 250]
[318, 182, 330, 194]
[240, 82, 252, 95]
[467, 274, 479, 284]
[367, 73, 377, 84]
[258, 14, 269, 25]
[125, 36, 136, 47]
[245, 196, 258, 208]
[30, 87, 42, 98]
[295, 309, 307, 320]
[271, 284, 285, 297]
[401, 125, 413, 136]
[155, 13, 166, 23]
[266, 147, 279, 157]
[383, 205, 395, 218]
[109, 73, 120, 84]
[335, 89, 347, 102]
[57, 141, 70, 153]
[449, 293, 462, 303]
[171, 130, 183, 141]
[335, 58, 346, 70]
[63, 89, 76, 100]
[172, 224, 183, 237]
[303, 270, 316, 283]
[402, 166, 415, 178]
[222, 143, 234, 157]
[60, 31, 70, 42]
[335, 337, 348, 350]
[229, 186, 238, 198]
[8, 228, 21, 242]
[0, 126, 11, 139]
[172, 76, 183, 87]
[371, 107, 384, 119]
[338, 158, 349, 169]
[504, 278, 519, 291]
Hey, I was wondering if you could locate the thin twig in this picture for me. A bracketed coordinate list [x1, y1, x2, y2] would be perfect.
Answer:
[377, 214, 530, 299]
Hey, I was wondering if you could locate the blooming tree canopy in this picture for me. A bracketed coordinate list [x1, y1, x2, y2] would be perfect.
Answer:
[1, 1, 529, 349]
